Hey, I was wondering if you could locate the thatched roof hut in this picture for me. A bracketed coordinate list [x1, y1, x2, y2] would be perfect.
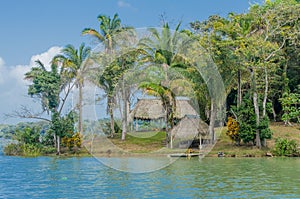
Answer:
[129, 98, 198, 121]
[171, 115, 209, 140]
[171, 115, 209, 148]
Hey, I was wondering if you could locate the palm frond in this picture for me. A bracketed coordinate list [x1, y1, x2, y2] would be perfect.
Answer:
[82, 28, 105, 42]
[34, 60, 46, 71]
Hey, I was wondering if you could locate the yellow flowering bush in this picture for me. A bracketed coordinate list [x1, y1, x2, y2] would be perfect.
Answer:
[226, 117, 241, 145]
[62, 132, 82, 150]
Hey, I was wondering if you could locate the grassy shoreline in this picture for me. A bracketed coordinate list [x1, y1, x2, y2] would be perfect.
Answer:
[208, 123, 300, 157]
[63, 123, 300, 158]
[3, 123, 300, 158]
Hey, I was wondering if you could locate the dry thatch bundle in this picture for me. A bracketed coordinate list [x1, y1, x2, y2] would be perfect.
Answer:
[171, 115, 209, 140]
[129, 98, 198, 121]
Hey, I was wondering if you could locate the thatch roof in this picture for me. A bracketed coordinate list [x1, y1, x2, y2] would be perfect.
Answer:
[129, 98, 198, 120]
[171, 115, 209, 140]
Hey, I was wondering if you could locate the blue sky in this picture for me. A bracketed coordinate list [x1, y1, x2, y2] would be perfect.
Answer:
[0, 0, 262, 124]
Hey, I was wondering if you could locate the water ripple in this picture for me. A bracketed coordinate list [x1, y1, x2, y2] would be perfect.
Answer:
[1, 156, 300, 198]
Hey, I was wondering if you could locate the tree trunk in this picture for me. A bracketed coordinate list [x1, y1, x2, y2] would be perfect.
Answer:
[254, 91, 261, 148]
[209, 101, 217, 144]
[262, 66, 268, 117]
[90, 132, 95, 153]
[165, 102, 175, 148]
[56, 135, 60, 155]
[108, 97, 115, 137]
[261, 66, 269, 147]
[271, 100, 277, 122]
[121, 81, 127, 140]
[53, 133, 57, 149]
[283, 61, 289, 94]
[110, 110, 115, 137]
[126, 97, 130, 126]
[121, 115, 127, 140]
[165, 110, 170, 147]
[237, 69, 242, 107]
[78, 82, 83, 134]
[251, 68, 261, 149]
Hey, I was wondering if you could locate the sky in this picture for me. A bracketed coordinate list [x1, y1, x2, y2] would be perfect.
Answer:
[0, 0, 262, 124]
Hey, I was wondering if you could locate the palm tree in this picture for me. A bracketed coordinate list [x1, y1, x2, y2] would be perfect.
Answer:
[137, 22, 190, 146]
[82, 13, 122, 53]
[82, 13, 124, 137]
[138, 22, 183, 86]
[53, 43, 91, 134]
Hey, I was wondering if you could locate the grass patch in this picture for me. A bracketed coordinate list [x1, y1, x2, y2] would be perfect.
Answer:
[109, 131, 166, 153]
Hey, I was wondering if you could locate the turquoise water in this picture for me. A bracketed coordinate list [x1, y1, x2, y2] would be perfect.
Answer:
[1, 155, 300, 198]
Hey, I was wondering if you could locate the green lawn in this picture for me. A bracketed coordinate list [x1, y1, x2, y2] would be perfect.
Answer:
[109, 131, 167, 153]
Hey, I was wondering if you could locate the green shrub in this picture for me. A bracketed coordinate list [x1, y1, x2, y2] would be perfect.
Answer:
[15, 126, 40, 145]
[273, 138, 299, 156]
[239, 122, 256, 144]
[102, 121, 121, 135]
[41, 146, 56, 154]
[232, 95, 257, 144]
[4, 143, 22, 156]
[4, 143, 42, 156]
[231, 94, 272, 145]
[279, 93, 300, 124]
[258, 116, 273, 140]
[22, 143, 41, 156]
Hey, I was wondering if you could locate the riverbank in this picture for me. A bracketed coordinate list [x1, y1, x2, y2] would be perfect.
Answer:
[3, 123, 300, 158]
[208, 123, 300, 157]
[82, 123, 300, 158]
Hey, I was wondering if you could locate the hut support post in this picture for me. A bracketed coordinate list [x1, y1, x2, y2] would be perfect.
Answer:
[160, 118, 163, 130]
[135, 119, 139, 132]
[199, 134, 202, 151]
[170, 131, 173, 149]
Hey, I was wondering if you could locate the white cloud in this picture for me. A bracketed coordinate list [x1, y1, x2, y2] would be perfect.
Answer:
[117, 0, 133, 8]
[30, 46, 62, 71]
[7, 46, 62, 86]
[9, 64, 31, 85]
[0, 46, 62, 124]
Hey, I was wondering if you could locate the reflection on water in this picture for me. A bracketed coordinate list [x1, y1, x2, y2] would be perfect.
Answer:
[97, 156, 177, 173]
[0, 155, 300, 198]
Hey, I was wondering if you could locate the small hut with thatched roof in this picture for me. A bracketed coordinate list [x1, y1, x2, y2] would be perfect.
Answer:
[170, 115, 209, 149]
[129, 97, 210, 148]
[129, 98, 199, 131]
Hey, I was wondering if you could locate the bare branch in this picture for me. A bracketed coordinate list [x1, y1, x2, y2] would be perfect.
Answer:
[265, 39, 286, 61]
[58, 81, 76, 115]
[5, 105, 51, 122]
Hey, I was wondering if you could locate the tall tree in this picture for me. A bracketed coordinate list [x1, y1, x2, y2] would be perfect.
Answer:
[82, 13, 123, 137]
[190, 15, 237, 143]
[25, 60, 61, 114]
[53, 43, 91, 134]
[236, 0, 299, 147]
[138, 22, 191, 145]
[24, 55, 85, 154]
[25, 61, 62, 153]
